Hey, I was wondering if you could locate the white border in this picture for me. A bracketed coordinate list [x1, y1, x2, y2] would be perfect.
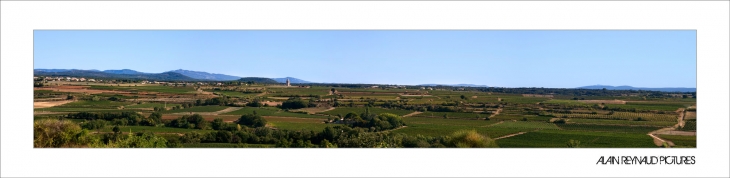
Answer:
[2, 1, 728, 177]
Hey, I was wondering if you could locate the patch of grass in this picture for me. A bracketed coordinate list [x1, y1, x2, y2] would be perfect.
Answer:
[417, 111, 486, 119]
[606, 102, 689, 111]
[496, 129, 656, 148]
[96, 125, 211, 133]
[491, 115, 552, 122]
[213, 91, 262, 98]
[182, 143, 275, 148]
[90, 85, 196, 94]
[568, 118, 676, 127]
[657, 134, 696, 148]
[222, 107, 327, 119]
[321, 107, 413, 117]
[56, 100, 132, 108]
[490, 121, 561, 130]
[556, 123, 662, 133]
[125, 103, 181, 109]
[392, 117, 525, 138]
[161, 106, 230, 114]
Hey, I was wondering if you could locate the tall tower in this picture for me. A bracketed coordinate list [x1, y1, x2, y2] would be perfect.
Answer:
[286, 78, 291, 86]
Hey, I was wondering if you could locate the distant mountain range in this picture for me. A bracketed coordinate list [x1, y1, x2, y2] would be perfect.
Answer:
[33, 69, 696, 92]
[238, 77, 280, 84]
[103, 69, 148, 75]
[34, 69, 197, 81]
[577, 85, 696, 92]
[34, 68, 314, 83]
[273, 77, 313, 84]
[168, 69, 240, 81]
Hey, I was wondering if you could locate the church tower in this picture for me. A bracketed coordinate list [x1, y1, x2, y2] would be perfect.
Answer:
[286, 78, 291, 86]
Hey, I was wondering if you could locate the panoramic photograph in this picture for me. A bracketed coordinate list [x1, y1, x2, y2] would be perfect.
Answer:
[32, 30, 697, 148]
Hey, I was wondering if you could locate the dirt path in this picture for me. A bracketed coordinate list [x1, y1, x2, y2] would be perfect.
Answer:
[378, 126, 408, 133]
[483, 121, 504, 127]
[494, 132, 527, 140]
[646, 107, 688, 147]
[488, 108, 503, 119]
[34, 100, 75, 108]
[402, 111, 423, 117]
[171, 107, 243, 115]
[255, 92, 267, 97]
[648, 132, 675, 147]
[676, 108, 686, 128]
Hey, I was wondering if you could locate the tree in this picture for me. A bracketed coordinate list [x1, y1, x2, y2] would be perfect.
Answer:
[112, 125, 121, 134]
[281, 98, 307, 109]
[237, 114, 267, 128]
[211, 118, 229, 130]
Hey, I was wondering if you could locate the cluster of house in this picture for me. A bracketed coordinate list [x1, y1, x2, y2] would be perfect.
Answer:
[35, 76, 100, 82]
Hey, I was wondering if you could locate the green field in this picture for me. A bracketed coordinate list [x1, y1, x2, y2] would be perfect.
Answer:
[417, 111, 486, 119]
[125, 103, 181, 109]
[568, 118, 676, 127]
[321, 107, 414, 117]
[161, 106, 230, 114]
[392, 117, 531, 138]
[34, 81, 695, 148]
[212, 91, 262, 98]
[657, 134, 696, 147]
[496, 129, 657, 148]
[56, 100, 132, 108]
[491, 121, 561, 130]
[90, 85, 197, 94]
[96, 125, 214, 133]
[606, 102, 688, 111]
[556, 123, 662, 133]
[222, 107, 328, 118]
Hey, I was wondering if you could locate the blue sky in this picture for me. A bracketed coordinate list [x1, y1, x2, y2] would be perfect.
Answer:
[34, 30, 696, 88]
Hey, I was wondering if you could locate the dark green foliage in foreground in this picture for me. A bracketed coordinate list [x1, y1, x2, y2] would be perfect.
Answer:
[34, 119, 168, 148]
[176, 125, 497, 148]
[67, 111, 160, 126]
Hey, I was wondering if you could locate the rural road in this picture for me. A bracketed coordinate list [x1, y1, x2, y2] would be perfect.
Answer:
[494, 132, 527, 140]
[402, 111, 423, 117]
[646, 107, 687, 147]
[488, 108, 503, 119]
[171, 107, 243, 115]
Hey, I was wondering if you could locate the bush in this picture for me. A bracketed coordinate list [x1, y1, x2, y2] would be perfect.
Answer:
[81, 120, 108, 130]
[166, 114, 209, 130]
[34, 119, 93, 148]
[280, 99, 307, 109]
[237, 114, 267, 128]
[246, 100, 263, 107]
[446, 130, 498, 148]
[566, 139, 581, 148]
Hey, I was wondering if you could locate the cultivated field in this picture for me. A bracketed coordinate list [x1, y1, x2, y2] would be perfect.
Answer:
[33, 82, 696, 148]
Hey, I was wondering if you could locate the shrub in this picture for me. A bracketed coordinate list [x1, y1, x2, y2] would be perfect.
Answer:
[281, 99, 307, 109]
[566, 139, 581, 148]
[446, 130, 498, 148]
[81, 120, 108, 130]
[34, 119, 94, 148]
[237, 113, 267, 128]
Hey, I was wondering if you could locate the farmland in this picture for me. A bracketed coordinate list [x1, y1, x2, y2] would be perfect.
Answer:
[33, 80, 696, 148]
